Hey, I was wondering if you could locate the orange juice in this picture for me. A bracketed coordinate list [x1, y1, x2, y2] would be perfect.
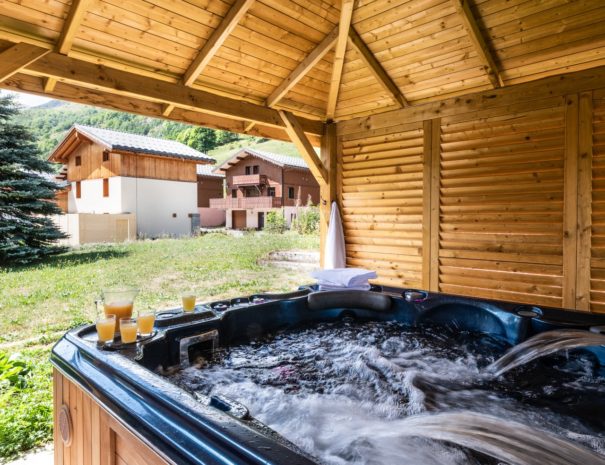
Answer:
[182, 294, 196, 312]
[137, 313, 155, 336]
[120, 318, 138, 343]
[96, 316, 116, 343]
[104, 301, 133, 319]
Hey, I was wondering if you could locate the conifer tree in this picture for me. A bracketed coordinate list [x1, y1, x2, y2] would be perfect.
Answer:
[0, 95, 66, 265]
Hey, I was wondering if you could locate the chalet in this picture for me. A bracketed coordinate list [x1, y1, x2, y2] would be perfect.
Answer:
[196, 164, 225, 228]
[210, 149, 319, 230]
[49, 125, 214, 243]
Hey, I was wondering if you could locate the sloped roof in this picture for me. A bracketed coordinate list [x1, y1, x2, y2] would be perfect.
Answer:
[196, 164, 224, 178]
[216, 148, 310, 172]
[73, 125, 214, 163]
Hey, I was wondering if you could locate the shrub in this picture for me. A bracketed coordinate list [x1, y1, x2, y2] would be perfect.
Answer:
[292, 205, 320, 235]
[264, 209, 286, 233]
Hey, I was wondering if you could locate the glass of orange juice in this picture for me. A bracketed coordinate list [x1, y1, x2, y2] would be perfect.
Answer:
[182, 293, 196, 312]
[137, 310, 156, 337]
[100, 288, 138, 334]
[96, 315, 116, 343]
[119, 317, 138, 344]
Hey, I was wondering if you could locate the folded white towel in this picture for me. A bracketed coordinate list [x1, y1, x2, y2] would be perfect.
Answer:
[310, 268, 377, 288]
[318, 283, 371, 292]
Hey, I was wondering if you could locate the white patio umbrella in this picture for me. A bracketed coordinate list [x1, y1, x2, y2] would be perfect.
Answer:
[323, 201, 346, 269]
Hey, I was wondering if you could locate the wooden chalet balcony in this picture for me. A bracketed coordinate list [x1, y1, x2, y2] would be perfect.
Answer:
[209, 196, 282, 209]
[232, 174, 267, 185]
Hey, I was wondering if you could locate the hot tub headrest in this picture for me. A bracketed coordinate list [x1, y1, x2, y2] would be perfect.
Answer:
[307, 290, 392, 312]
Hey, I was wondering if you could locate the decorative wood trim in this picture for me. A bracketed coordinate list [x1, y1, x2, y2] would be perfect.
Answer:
[326, 0, 355, 120]
[183, 0, 255, 87]
[22, 51, 324, 136]
[320, 122, 337, 267]
[449, 0, 503, 88]
[279, 110, 328, 185]
[429, 118, 441, 291]
[348, 27, 408, 108]
[266, 26, 338, 108]
[57, 0, 91, 55]
[576, 91, 593, 311]
[161, 103, 175, 117]
[563, 94, 579, 309]
[0, 43, 49, 83]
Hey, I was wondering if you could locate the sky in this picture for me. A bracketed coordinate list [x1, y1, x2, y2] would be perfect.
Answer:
[0, 89, 54, 107]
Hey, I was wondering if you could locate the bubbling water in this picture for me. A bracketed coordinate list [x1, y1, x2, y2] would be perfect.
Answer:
[162, 320, 605, 465]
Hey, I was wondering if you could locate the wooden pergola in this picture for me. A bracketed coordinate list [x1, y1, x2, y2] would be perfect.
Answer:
[1, 0, 605, 312]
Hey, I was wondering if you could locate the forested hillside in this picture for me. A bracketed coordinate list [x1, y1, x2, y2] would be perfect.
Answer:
[14, 100, 300, 163]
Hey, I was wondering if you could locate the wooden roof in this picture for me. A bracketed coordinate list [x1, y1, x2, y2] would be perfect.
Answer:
[1, 0, 605, 146]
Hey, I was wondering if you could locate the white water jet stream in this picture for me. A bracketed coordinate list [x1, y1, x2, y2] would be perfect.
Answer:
[390, 412, 605, 465]
[488, 329, 605, 377]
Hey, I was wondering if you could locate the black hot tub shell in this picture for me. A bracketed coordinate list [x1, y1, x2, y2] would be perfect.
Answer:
[51, 287, 605, 465]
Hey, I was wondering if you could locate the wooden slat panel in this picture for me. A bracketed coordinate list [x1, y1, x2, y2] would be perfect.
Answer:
[590, 95, 605, 312]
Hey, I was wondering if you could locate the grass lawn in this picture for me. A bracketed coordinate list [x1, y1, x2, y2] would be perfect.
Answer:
[0, 232, 318, 461]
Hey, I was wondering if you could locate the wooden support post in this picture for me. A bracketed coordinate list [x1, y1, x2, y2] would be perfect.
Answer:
[576, 91, 593, 311]
[563, 94, 579, 309]
[429, 118, 441, 291]
[422, 121, 433, 290]
[279, 110, 328, 185]
[326, 0, 355, 120]
[266, 27, 338, 108]
[320, 122, 337, 268]
[0, 43, 49, 83]
[183, 0, 255, 86]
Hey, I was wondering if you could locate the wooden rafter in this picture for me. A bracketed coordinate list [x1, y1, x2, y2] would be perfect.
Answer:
[161, 104, 175, 117]
[57, 0, 90, 55]
[183, 0, 255, 87]
[0, 43, 49, 83]
[20, 48, 323, 136]
[450, 0, 503, 88]
[348, 27, 408, 108]
[244, 121, 256, 132]
[326, 0, 355, 120]
[266, 26, 339, 108]
[279, 110, 328, 185]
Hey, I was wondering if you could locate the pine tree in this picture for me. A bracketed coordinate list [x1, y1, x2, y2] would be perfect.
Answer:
[0, 95, 66, 265]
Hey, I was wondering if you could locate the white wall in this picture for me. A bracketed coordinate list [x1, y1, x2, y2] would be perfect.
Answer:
[68, 177, 123, 214]
[224, 207, 299, 230]
[121, 177, 197, 237]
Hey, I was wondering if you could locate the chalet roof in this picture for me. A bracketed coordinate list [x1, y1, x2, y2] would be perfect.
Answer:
[73, 125, 214, 163]
[216, 148, 309, 172]
[196, 164, 224, 178]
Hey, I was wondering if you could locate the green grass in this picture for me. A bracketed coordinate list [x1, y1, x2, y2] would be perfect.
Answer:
[0, 232, 318, 461]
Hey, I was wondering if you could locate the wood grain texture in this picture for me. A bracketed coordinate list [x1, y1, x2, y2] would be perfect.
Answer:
[0, 43, 49, 82]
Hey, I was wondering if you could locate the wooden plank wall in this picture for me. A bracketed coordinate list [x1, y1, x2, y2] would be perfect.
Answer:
[119, 152, 197, 182]
[336, 66, 605, 312]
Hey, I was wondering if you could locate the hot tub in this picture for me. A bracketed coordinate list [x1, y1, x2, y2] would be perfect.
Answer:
[51, 286, 605, 465]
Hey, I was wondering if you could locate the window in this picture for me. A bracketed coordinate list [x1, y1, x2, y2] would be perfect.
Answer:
[231, 189, 237, 198]
[245, 166, 251, 175]
[252, 165, 259, 174]
[103, 151, 110, 162]
[103, 178, 109, 197]
[288, 187, 295, 199]
[75, 181, 81, 198]
[75, 156, 81, 166]
[267, 187, 275, 197]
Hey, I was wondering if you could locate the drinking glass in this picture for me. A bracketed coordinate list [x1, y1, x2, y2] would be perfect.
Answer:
[137, 310, 156, 337]
[98, 288, 138, 335]
[119, 317, 138, 343]
[96, 315, 116, 343]
[182, 293, 196, 312]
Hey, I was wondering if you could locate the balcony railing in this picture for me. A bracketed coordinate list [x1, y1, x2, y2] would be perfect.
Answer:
[231, 174, 267, 186]
[209, 196, 282, 209]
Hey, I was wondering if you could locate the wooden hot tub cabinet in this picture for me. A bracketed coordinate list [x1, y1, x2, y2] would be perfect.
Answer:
[53, 369, 170, 465]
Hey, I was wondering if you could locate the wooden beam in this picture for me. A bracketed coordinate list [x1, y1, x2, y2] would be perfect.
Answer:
[279, 110, 328, 185]
[266, 26, 338, 108]
[161, 103, 175, 117]
[319, 122, 337, 268]
[57, 0, 90, 55]
[429, 118, 441, 292]
[22, 49, 324, 136]
[450, 0, 503, 88]
[43, 77, 57, 92]
[0, 43, 49, 83]
[326, 0, 355, 120]
[244, 121, 256, 132]
[183, 0, 255, 87]
[348, 27, 408, 108]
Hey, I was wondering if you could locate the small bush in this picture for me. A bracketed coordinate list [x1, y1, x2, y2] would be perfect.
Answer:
[264, 209, 286, 234]
[292, 206, 320, 235]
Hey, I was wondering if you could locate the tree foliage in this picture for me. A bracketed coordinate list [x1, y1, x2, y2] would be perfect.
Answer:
[0, 96, 66, 265]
